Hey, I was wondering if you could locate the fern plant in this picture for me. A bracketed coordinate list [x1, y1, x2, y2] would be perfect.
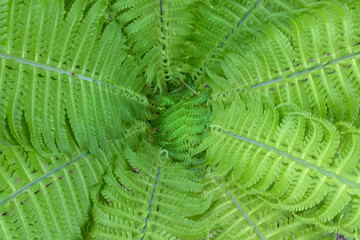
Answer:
[0, 0, 360, 239]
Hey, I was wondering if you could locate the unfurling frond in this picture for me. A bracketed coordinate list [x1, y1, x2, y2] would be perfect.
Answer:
[151, 89, 211, 174]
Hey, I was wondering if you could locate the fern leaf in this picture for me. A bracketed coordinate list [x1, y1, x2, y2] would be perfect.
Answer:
[0, 142, 114, 239]
[203, 1, 360, 123]
[151, 89, 211, 174]
[88, 141, 211, 239]
[203, 92, 360, 237]
[1, 0, 360, 238]
[0, 0, 151, 156]
[201, 177, 331, 239]
[110, 0, 196, 92]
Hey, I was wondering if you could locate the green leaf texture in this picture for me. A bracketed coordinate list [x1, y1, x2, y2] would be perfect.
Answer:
[0, 0, 360, 239]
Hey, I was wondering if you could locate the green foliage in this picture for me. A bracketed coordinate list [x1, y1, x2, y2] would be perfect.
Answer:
[88, 141, 210, 239]
[202, 92, 360, 237]
[0, 144, 113, 239]
[0, 0, 360, 239]
[201, 177, 332, 239]
[151, 88, 211, 174]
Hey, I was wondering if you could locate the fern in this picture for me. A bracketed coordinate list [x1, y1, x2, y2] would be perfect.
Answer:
[0, 144, 108, 239]
[0, 0, 360, 239]
[110, 0, 196, 92]
[0, 0, 150, 155]
[201, 177, 332, 239]
[202, 92, 360, 237]
[150, 88, 211, 174]
[88, 141, 210, 239]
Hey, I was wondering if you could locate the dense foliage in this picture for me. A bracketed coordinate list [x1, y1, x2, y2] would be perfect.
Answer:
[0, 0, 360, 239]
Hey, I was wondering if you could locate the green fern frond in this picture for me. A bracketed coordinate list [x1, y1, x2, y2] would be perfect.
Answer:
[184, 0, 318, 85]
[203, 1, 360, 123]
[201, 177, 332, 240]
[1, 0, 360, 238]
[110, 0, 197, 92]
[0, 0, 150, 156]
[88, 141, 211, 239]
[0, 142, 115, 239]
[151, 89, 211, 173]
[203, 92, 360, 237]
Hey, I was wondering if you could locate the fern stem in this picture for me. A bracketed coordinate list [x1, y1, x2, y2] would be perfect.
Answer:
[177, 78, 199, 95]
[193, 0, 263, 81]
[159, 0, 163, 22]
[141, 167, 162, 239]
[237, 0, 263, 28]
[0, 52, 113, 87]
[217, 0, 263, 49]
[215, 177, 265, 239]
[0, 152, 89, 206]
[159, 0, 165, 51]
[222, 130, 360, 190]
[105, 10, 113, 22]
[250, 51, 360, 89]
[225, 189, 265, 240]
